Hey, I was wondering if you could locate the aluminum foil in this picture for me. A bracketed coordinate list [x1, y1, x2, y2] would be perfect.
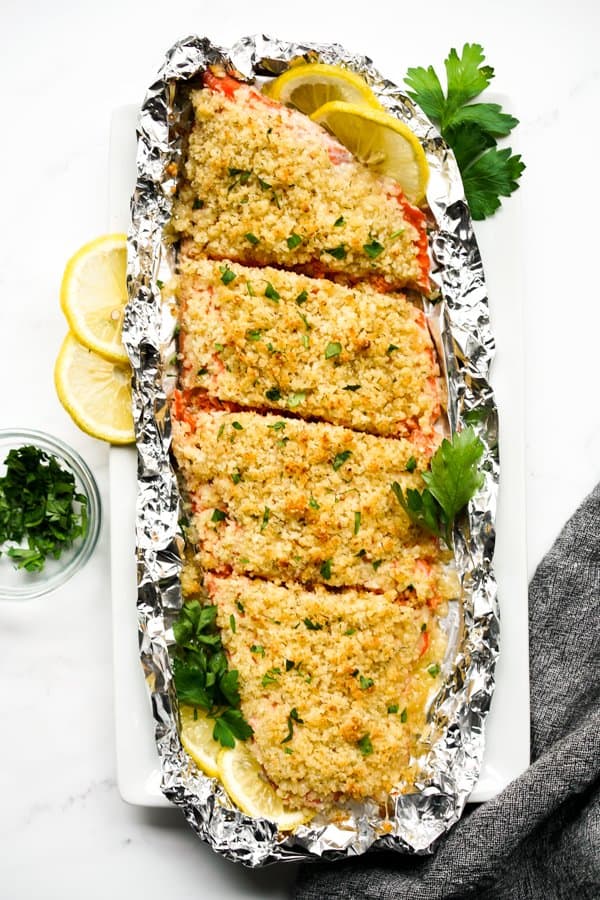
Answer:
[123, 34, 500, 866]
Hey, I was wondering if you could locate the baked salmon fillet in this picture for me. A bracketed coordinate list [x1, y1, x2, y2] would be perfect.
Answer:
[208, 573, 446, 810]
[171, 403, 458, 605]
[170, 72, 430, 292]
[177, 255, 440, 441]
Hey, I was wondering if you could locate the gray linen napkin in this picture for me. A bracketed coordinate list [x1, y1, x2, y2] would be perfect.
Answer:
[295, 484, 600, 899]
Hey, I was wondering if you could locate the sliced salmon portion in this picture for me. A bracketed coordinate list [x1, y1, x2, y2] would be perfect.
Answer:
[171, 72, 430, 292]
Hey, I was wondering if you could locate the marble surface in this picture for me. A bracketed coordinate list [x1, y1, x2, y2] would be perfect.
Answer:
[1, 1, 599, 898]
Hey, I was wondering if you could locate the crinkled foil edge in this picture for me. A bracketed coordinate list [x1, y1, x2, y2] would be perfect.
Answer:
[122, 33, 500, 866]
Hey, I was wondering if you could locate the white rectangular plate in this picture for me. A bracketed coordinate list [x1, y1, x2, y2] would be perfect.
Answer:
[109, 103, 529, 809]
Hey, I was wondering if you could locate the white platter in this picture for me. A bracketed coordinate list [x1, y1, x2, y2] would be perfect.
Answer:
[109, 103, 530, 809]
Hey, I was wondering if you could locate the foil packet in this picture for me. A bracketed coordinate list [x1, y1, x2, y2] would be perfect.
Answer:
[123, 34, 500, 866]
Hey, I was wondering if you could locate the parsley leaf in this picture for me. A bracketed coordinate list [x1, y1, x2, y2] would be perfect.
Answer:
[461, 147, 526, 220]
[391, 426, 484, 547]
[172, 600, 253, 748]
[405, 44, 524, 219]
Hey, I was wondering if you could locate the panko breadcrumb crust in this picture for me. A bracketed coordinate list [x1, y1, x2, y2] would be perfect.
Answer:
[171, 80, 429, 292]
[171, 72, 455, 813]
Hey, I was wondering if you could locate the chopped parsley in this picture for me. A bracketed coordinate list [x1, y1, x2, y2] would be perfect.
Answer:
[246, 281, 255, 296]
[357, 734, 373, 756]
[309, 496, 320, 510]
[421, 622, 428, 632]
[229, 614, 236, 633]
[372, 559, 383, 571]
[265, 387, 282, 402]
[325, 341, 342, 359]
[304, 617, 323, 631]
[325, 244, 347, 260]
[265, 282, 280, 302]
[268, 421, 286, 432]
[192, 198, 204, 210]
[334, 216, 345, 227]
[387, 704, 399, 714]
[197, 367, 208, 376]
[281, 707, 304, 743]
[427, 663, 441, 677]
[287, 232, 302, 249]
[285, 659, 295, 671]
[359, 675, 374, 690]
[250, 644, 265, 656]
[354, 511, 361, 535]
[211, 509, 227, 523]
[231, 421, 243, 431]
[344, 627, 356, 636]
[236, 600, 245, 614]
[246, 329, 262, 341]
[389, 228, 404, 239]
[301, 334, 310, 349]
[332, 450, 352, 471]
[405, 456, 417, 473]
[258, 176, 271, 190]
[0, 445, 88, 573]
[244, 232, 259, 245]
[386, 344, 399, 354]
[260, 506, 270, 531]
[400, 708, 408, 722]
[363, 239, 384, 259]
[295, 290, 308, 305]
[219, 264, 236, 285]
[343, 384, 361, 392]
[231, 470, 242, 485]
[320, 558, 332, 580]
[288, 391, 306, 408]
[262, 667, 282, 687]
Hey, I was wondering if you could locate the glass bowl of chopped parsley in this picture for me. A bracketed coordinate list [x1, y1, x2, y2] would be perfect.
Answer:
[0, 429, 101, 600]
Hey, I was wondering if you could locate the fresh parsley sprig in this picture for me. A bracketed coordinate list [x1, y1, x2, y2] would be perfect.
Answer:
[392, 426, 484, 548]
[405, 44, 525, 219]
[0, 445, 88, 572]
[172, 600, 253, 748]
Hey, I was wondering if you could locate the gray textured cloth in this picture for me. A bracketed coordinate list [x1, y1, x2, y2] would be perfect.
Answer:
[295, 484, 600, 900]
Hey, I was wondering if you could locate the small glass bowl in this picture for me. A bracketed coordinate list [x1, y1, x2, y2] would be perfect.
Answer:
[0, 429, 101, 600]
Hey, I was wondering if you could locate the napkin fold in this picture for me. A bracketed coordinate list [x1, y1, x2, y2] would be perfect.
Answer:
[295, 484, 600, 899]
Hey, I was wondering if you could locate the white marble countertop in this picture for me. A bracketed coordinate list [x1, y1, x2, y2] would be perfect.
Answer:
[1, 2, 599, 898]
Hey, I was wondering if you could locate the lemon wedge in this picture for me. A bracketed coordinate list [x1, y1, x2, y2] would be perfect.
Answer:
[218, 742, 310, 831]
[60, 233, 129, 364]
[310, 101, 429, 205]
[180, 706, 221, 778]
[263, 63, 382, 114]
[54, 333, 135, 444]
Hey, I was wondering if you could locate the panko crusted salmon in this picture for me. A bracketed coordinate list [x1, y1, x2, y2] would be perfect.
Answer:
[209, 574, 446, 809]
[171, 404, 458, 605]
[171, 72, 430, 292]
[177, 254, 440, 440]
[170, 67, 456, 816]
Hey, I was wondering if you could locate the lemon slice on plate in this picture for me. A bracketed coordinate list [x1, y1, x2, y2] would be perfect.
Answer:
[180, 706, 221, 778]
[263, 62, 382, 114]
[54, 333, 135, 444]
[310, 101, 429, 205]
[60, 233, 129, 364]
[218, 742, 310, 831]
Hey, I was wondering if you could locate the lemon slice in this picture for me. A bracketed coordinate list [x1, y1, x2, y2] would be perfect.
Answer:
[180, 706, 221, 778]
[310, 101, 429, 205]
[218, 743, 310, 831]
[263, 63, 382, 114]
[60, 233, 129, 364]
[54, 333, 135, 444]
